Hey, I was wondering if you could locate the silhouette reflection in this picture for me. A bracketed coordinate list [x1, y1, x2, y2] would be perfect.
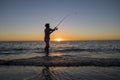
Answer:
[23, 56, 76, 80]
[42, 66, 57, 80]
[24, 57, 58, 80]
[24, 66, 57, 80]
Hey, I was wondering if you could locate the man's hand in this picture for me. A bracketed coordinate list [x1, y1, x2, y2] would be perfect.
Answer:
[54, 27, 58, 30]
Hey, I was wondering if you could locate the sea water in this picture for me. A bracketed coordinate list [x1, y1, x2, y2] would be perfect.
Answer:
[0, 40, 120, 60]
[0, 40, 120, 80]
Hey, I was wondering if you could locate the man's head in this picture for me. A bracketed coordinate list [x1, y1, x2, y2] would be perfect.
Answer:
[45, 23, 50, 28]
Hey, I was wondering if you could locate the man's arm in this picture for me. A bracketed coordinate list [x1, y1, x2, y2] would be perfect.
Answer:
[50, 27, 58, 34]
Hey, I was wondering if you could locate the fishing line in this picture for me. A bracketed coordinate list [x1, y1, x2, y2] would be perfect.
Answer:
[56, 12, 77, 28]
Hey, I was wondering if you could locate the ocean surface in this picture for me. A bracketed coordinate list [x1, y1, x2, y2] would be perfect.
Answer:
[0, 40, 120, 60]
[0, 40, 120, 80]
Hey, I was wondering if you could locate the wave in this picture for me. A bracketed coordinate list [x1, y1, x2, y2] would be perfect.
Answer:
[53, 48, 120, 53]
[0, 47, 120, 54]
[0, 48, 38, 51]
[0, 48, 44, 54]
[0, 56, 120, 67]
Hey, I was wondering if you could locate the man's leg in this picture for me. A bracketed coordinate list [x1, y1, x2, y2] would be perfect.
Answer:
[45, 46, 49, 56]
[45, 40, 49, 56]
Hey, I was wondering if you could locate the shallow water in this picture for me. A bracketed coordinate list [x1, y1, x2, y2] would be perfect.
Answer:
[0, 66, 120, 80]
[0, 41, 120, 80]
[0, 40, 120, 60]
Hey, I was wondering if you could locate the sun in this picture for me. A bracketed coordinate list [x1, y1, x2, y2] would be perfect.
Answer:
[54, 38, 64, 42]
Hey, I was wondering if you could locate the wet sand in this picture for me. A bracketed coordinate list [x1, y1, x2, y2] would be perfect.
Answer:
[0, 66, 120, 80]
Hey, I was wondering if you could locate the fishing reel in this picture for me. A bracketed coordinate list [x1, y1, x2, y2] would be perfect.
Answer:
[54, 27, 58, 30]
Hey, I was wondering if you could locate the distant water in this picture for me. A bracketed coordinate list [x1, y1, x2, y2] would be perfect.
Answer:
[0, 40, 120, 60]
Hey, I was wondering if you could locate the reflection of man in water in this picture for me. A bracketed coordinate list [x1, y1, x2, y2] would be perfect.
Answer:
[44, 23, 58, 56]
[42, 66, 53, 80]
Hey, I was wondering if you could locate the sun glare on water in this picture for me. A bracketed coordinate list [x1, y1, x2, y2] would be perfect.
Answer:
[54, 38, 64, 42]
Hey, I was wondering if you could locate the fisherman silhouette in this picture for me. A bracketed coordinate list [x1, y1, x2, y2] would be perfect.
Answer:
[44, 23, 58, 56]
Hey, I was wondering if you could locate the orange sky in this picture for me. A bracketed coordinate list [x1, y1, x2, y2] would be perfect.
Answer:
[0, 32, 120, 41]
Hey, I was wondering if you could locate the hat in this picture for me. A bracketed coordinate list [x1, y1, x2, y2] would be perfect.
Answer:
[45, 23, 50, 28]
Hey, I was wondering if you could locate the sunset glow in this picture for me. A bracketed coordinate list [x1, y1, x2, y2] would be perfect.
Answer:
[51, 53, 62, 57]
[54, 38, 64, 42]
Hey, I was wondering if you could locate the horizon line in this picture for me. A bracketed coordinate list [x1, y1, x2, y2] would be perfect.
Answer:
[0, 39, 120, 42]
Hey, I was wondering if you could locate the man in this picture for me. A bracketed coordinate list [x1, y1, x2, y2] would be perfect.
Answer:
[44, 23, 58, 56]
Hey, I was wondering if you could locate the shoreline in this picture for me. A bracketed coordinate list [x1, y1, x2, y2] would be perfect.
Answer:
[0, 56, 120, 67]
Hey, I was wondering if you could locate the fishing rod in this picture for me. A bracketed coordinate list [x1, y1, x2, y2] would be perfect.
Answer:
[54, 12, 76, 30]
[56, 13, 71, 27]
